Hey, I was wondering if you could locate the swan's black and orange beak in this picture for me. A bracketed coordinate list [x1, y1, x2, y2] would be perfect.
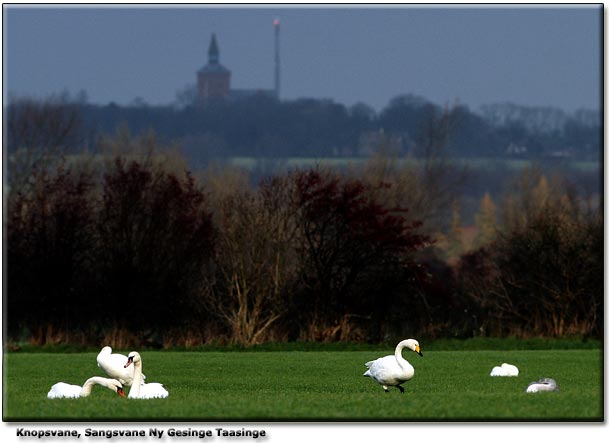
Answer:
[415, 345, 423, 357]
[124, 356, 133, 368]
[117, 387, 126, 398]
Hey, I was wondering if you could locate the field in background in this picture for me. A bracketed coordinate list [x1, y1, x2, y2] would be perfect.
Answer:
[221, 155, 600, 229]
[3, 345, 602, 421]
[224, 156, 601, 173]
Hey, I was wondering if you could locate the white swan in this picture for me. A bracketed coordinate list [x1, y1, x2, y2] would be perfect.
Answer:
[124, 351, 169, 399]
[526, 377, 559, 393]
[97, 346, 145, 386]
[47, 376, 125, 399]
[363, 339, 423, 393]
[490, 363, 519, 377]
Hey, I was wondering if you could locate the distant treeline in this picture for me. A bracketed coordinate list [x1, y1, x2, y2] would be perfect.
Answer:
[5, 130, 602, 347]
[6, 93, 602, 165]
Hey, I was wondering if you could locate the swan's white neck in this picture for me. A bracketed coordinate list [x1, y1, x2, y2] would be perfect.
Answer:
[128, 359, 143, 398]
[394, 342, 406, 367]
[394, 340, 415, 370]
[79, 377, 107, 397]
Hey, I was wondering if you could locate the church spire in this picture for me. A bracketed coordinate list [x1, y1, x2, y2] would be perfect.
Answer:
[208, 33, 220, 65]
[198, 33, 231, 104]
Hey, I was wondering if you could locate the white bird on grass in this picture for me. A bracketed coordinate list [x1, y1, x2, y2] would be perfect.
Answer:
[363, 339, 423, 393]
[47, 376, 125, 399]
[526, 377, 559, 393]
[97, 346, 145, 386]
[123, 351, 169, 399]
[490, 363, 519, 377]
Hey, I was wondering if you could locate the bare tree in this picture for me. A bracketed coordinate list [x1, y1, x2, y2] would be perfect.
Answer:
[202, 173, 298, 345]
[6, 93, 85, 191]
[360, 103, 469, 234]
[474, 192, 497, 248]
[459, 186, 602, 338]
[96, 125, 188, 179]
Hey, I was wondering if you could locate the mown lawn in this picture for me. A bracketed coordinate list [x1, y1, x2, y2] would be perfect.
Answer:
[2, 347, 602, 421]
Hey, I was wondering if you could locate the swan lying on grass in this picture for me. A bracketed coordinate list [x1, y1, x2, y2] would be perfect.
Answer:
[47, 377, 125, 399]
[97, 346, 145, 386]
[526, 377, 559, 393]
[363, 339, 423, 393]
[123, 351, 169, 399]
[490, 363, 519, 377]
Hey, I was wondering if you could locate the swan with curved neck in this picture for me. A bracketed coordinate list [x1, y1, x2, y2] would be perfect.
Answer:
[526, 377, 559, 393]
[47, 376, 125, 399]
[363, 339, 423, 393]
[97, 346, 145, 386]
[124, 351, 169, 399]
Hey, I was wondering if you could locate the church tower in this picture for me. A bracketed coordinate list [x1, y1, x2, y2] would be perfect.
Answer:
[197, 33, 231, 103]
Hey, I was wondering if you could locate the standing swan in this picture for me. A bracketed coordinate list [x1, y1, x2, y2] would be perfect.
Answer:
[47, 376, 125, 399]
[363, 339, 423, 393]
[97, 346, 145, 386]
[124, 351, 169, 399]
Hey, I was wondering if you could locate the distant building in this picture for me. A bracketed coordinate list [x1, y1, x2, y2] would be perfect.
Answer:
[197, 33, 231, 103]
[196, 33, 278, 105]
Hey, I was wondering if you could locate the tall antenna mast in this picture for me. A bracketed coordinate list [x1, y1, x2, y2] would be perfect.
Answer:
[274, 18, 280, 100]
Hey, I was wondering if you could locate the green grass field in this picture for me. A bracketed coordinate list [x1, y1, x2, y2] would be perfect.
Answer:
[2, 347, 603, 421]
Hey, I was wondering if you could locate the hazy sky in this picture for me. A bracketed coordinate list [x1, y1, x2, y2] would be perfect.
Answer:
[2, 4, 602, 112]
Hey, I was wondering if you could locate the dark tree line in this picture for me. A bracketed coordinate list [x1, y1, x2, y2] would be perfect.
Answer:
[5, 146, 602, 347]
[5, 150, 437, 346]
[6, 93, 599, 165]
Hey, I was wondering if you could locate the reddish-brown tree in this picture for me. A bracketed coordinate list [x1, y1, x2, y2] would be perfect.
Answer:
[290, 169, 430, 340]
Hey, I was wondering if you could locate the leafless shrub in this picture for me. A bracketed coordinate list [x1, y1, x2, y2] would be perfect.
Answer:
[6, 93, 85, 191]
[201, 173, 298, 346]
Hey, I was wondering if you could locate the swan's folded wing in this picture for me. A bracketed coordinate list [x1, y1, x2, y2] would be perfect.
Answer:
[364, 360, 376, 368]
[490, 366, 505, 376]
[47, 382, 81, 399]
[139, 383, 169, 399]
[370, 366, 405, 385]
[368, 357, 403, 381]
[500, 363, 519, 376]
[365, 352, 395, 368]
